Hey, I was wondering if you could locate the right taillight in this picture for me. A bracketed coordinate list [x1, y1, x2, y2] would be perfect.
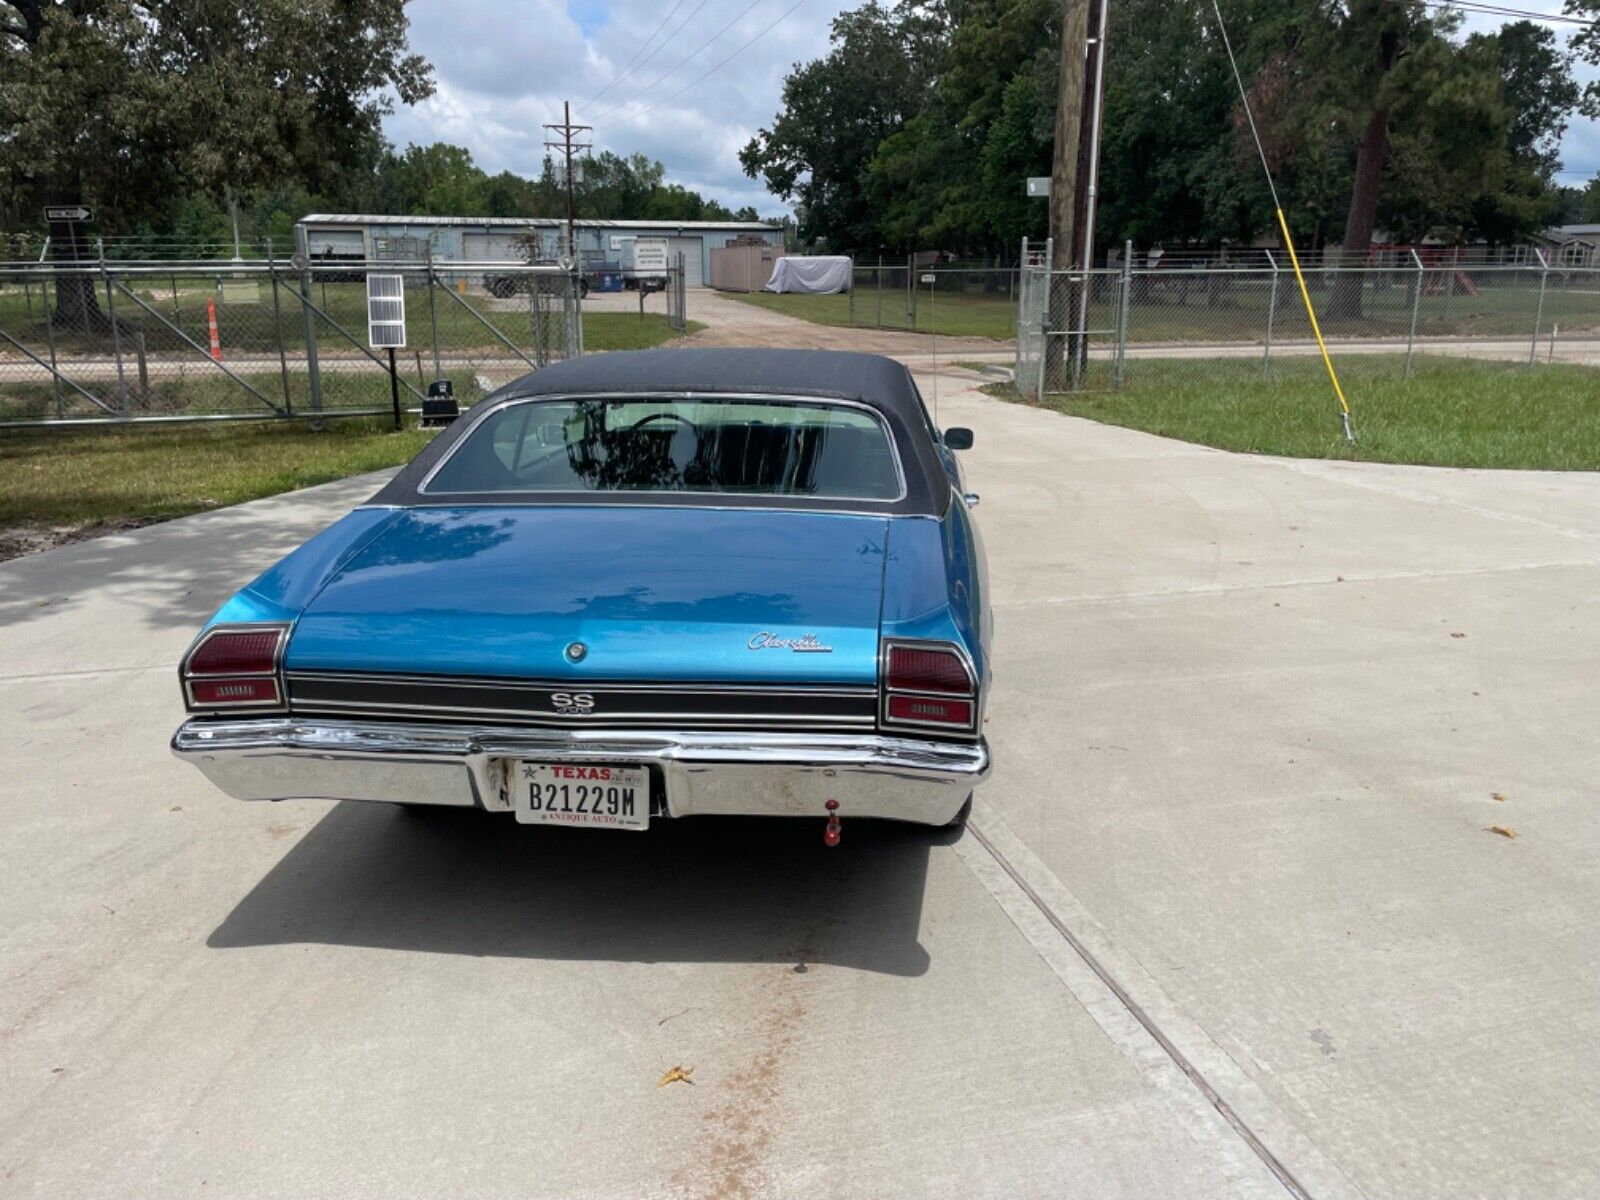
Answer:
[881, 639, 978, 733]
[180, 624, 288, 712]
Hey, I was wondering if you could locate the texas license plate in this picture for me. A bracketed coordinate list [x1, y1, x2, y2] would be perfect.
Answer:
[513, 763, 649, 830]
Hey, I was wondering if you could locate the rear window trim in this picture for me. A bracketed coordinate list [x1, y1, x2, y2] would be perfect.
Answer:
[418, 390, 909, 505]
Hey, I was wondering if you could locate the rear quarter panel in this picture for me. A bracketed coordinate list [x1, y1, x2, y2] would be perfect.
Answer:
[205, 508, 399, 628]
[880, 503, 991, 688]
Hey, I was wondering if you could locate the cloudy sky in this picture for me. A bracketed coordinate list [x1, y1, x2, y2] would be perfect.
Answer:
[383, 0, 1600, 216]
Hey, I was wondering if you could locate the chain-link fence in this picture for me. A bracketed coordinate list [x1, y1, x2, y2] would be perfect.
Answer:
[848, 260, 1019, 339]
[0, 254, 582, 426]
[1016, 241, 1600, 398]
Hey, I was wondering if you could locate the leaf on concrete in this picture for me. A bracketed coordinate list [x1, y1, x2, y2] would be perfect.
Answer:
[1491, 792, 1506, 802]
[1486, 825, 1517, 839]
[657, 1065, 695, 1088]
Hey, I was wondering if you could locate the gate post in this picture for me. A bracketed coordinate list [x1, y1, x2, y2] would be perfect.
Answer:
[1529, 249, 1549, 367]
[266, 238, 294, 414]
[99, 240, 130, 410]
[1016, 238, 1028, 386]
[42, 267, 64, 418]
[1115, 239, 1132, 387]
[1405, 249, 1423, 379]
[1443, 245, 1458, 322]
[426, 242, 441, 378]
[1038, 236, 1052, 404]
[1262, 250, 1278, 378]
[293, 223, 324, 420]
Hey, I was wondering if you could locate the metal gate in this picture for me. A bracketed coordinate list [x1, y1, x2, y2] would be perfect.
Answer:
[0, 251, 583, 427]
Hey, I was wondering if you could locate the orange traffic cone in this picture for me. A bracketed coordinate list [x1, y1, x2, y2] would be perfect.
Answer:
[207, 296, 222, 362]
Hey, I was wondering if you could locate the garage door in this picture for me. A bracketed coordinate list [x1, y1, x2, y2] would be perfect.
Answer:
[463, 232, 530, 264]
[665, 236, 704, 286]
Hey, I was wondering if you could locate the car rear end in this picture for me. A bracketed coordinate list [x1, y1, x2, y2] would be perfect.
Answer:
[172, 617, 987, 829]
[172, 367, 990, 831]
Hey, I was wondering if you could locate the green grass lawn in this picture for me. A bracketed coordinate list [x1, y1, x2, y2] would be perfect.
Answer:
[987, 356, 1600, 471]
[0, 278, 696, 358]
[0, 416, 433, 530]
[729, 289, 1019, 340]
[587, 314, 704, 350]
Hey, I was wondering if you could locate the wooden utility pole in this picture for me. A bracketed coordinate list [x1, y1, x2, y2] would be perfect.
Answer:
[544, 102, 592, 263]
[1048, 0, 1093, 276]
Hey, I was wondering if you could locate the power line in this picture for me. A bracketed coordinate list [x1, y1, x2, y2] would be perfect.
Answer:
[1409, 0, 1599, 26]
[584, 0, 693, 108]
[631, 0, 812, 121]
[598, 0, 774, 120]
[591, 0, 717, 118]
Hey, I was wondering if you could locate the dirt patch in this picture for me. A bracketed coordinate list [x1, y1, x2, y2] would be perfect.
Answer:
[0, 516, 165, 563]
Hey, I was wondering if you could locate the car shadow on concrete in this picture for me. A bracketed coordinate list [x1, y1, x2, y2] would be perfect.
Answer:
[208, 801, 935, 977]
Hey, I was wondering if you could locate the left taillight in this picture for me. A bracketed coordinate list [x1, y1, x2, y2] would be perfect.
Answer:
[880, 639, 979, 735]
[180, 624, 289, 712]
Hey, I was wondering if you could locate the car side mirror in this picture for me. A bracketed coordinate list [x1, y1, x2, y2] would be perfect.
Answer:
[943, 427, 974, 451]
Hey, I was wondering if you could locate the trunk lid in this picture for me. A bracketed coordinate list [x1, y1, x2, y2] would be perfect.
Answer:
[285, 506, 888, 685]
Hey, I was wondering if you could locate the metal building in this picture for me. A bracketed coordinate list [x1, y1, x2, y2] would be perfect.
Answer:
[295, 214, 783, 288]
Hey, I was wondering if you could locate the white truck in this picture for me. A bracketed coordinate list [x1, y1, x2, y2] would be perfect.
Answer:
[618, 237, 670, 291]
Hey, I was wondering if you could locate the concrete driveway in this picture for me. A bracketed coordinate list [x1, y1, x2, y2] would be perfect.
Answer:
[1, 373, 1596, 1198]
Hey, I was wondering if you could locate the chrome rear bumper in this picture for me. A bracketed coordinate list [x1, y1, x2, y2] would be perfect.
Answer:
[171, 718, 989, 826]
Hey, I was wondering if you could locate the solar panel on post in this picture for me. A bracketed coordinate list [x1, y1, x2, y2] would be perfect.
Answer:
[366, 273, 407, 348]
[367, 273, 406, 429]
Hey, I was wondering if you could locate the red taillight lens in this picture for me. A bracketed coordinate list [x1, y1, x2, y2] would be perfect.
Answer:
[190, 677, 281, 705]
[886, 645, 971, 694]
[182, 625, 287, 711]
[881, 639, 978, 733]
[188, 630, 281, 675]
[887, 694, 973, 726]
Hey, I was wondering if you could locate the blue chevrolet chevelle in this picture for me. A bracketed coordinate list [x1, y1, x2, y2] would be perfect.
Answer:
[171, 349, 991, 841]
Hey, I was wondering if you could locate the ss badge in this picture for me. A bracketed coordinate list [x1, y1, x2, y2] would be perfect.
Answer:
[551, 692, 596, 716]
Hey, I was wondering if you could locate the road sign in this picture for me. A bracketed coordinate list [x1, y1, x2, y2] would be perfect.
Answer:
[44, 205, 93, 222]
[366, 273, 406, 349]
[1026, 177, 1051, 198]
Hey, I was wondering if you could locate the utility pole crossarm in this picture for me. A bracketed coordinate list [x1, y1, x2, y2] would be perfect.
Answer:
[544, 100, 593, 264]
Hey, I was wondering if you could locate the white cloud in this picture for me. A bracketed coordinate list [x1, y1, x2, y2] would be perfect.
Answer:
[383, 0, 855, 215]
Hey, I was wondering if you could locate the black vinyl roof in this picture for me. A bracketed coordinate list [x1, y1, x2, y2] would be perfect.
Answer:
[515, 349, 925, 413]
[370, 349, 951, 516]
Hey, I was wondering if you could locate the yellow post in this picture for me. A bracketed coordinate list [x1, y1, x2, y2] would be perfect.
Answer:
[1275, 208, 1354, 442]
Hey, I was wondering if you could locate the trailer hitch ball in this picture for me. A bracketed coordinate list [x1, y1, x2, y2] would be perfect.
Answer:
[823, 798, 841, 847]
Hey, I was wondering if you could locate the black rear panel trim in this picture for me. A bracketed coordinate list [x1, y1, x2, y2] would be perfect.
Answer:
[285, 672, 877, 729]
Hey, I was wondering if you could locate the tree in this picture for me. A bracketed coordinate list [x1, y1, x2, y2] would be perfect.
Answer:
[1286, 2, 1512, 316]
[740, 2, 946, 250]
[2, 0, 432, 228]
[1, 0, 432, 327]
[1461, 22, 1578, 244]
[375, 144, 488, 216]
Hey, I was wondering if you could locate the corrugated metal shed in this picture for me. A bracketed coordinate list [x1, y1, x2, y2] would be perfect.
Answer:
[295, 214, 783, 284]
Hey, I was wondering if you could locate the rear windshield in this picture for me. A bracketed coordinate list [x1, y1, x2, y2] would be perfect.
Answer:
[423, 396, 903, 501]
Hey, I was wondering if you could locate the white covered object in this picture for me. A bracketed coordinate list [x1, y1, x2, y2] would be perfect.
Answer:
[764, 255, 852, 294]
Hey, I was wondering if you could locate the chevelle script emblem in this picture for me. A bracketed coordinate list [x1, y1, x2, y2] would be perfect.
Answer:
[748, 632, 833, 653]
